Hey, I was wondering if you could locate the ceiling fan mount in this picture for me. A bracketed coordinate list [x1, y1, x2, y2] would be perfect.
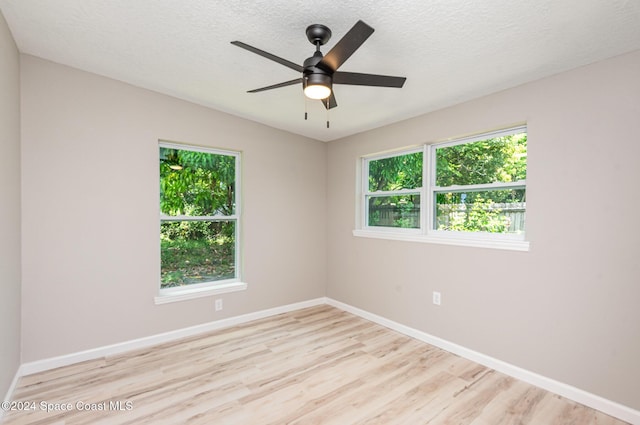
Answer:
[305, 24, 332, 47]
[231, 20, 406, 113]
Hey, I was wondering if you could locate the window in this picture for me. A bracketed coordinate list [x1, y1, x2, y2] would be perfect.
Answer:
[158, 142, 243, 301]
[432, 128, 527, 235]
[365, 150, 422, 229]
[358, 126, 528, 250]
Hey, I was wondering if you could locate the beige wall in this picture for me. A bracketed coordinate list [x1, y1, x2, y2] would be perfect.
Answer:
[0, 10, 21, 399]
[327, 50, 640, 409]
[20, 55, 327, 362]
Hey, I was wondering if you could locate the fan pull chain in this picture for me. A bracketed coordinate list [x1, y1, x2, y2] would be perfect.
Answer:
[304, 91, 308, 120]
[303, 78, 309, 120]
[326, 98, 330, 128]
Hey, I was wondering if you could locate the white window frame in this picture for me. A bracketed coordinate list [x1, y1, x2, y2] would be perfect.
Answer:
[354, 126, 529, 251]
[155, 142, 246, 305]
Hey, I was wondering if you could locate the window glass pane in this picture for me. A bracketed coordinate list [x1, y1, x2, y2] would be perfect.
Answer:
[435, 189, 525, 234]
[368, 151, 422, 192]
[435, 132, 527, 187]
[160, 220, 236, 288]
[160, 147, 236, 216]
[368, 195, 420, 228]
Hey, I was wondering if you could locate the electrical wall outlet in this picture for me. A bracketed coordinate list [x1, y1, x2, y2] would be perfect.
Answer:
[432, 291, 441, 306]
[215, 299, 223, 311]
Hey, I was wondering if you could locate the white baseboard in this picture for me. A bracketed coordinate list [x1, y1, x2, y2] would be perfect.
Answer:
[325, 298, 640, 425]
[9, 296, 639, 425]
[20, 297, 326, 376]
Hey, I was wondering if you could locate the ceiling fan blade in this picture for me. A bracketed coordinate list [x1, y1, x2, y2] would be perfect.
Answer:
[247, 78, 302, 93]
[231, 41, 304, 73]
[333, 71, 406, 88]
[321, 92, 338, 109]
[317, 20, 374, 73]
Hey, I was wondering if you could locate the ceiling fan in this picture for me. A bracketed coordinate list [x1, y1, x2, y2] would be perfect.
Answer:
[231, 20, 406, 116]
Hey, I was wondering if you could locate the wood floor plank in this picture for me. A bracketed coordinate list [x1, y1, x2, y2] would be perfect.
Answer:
[2, 306, 630, 425]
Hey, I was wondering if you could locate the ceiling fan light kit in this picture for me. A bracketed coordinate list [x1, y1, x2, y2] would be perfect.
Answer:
[303, 73, 332, 100]
[231, 20, 406, 127]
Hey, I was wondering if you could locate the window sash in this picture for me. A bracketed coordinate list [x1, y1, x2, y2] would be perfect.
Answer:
[364, 191, 422, 231]
[364, 188, 422, 197]
[432, 181, 526, 193]
[160, 215, 239, 221]
[160, 218, 240, 294]
[362, 148, 424, 230]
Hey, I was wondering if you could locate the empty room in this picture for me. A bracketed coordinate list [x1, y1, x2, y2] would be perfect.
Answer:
[1, 1, 639, 424]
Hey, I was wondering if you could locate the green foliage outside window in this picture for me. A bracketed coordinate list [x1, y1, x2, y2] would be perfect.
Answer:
[435, 133, 527, 233]
[368, 152, 423, 192]
[435, 133, 527, 187]
[160, 148, 235, 216]
[368, 194, 421, 229]
[367, 152, 422, 228]
[160, 147, 237, 288]
[366, 131, 527, 233]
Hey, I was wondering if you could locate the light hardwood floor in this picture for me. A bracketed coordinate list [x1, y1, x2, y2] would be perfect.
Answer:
[3, 305, 629, 424]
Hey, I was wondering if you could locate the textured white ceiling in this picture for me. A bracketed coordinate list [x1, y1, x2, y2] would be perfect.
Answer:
[1, 0, 639, 141]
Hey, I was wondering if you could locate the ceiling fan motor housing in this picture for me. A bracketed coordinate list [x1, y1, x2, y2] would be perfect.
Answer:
[304, 72, 332, 91]
[303, 51, 333, 90]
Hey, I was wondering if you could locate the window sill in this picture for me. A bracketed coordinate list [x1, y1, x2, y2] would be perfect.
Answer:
[352, 229, 529, 251]
[154, 281, 248, 305]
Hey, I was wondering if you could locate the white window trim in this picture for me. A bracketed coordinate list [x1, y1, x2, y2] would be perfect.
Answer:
[355, 126, 529, 252]
[157, 141, 247, 303]
[352, 229, 530, 251]
[154, 280, 248, 305]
